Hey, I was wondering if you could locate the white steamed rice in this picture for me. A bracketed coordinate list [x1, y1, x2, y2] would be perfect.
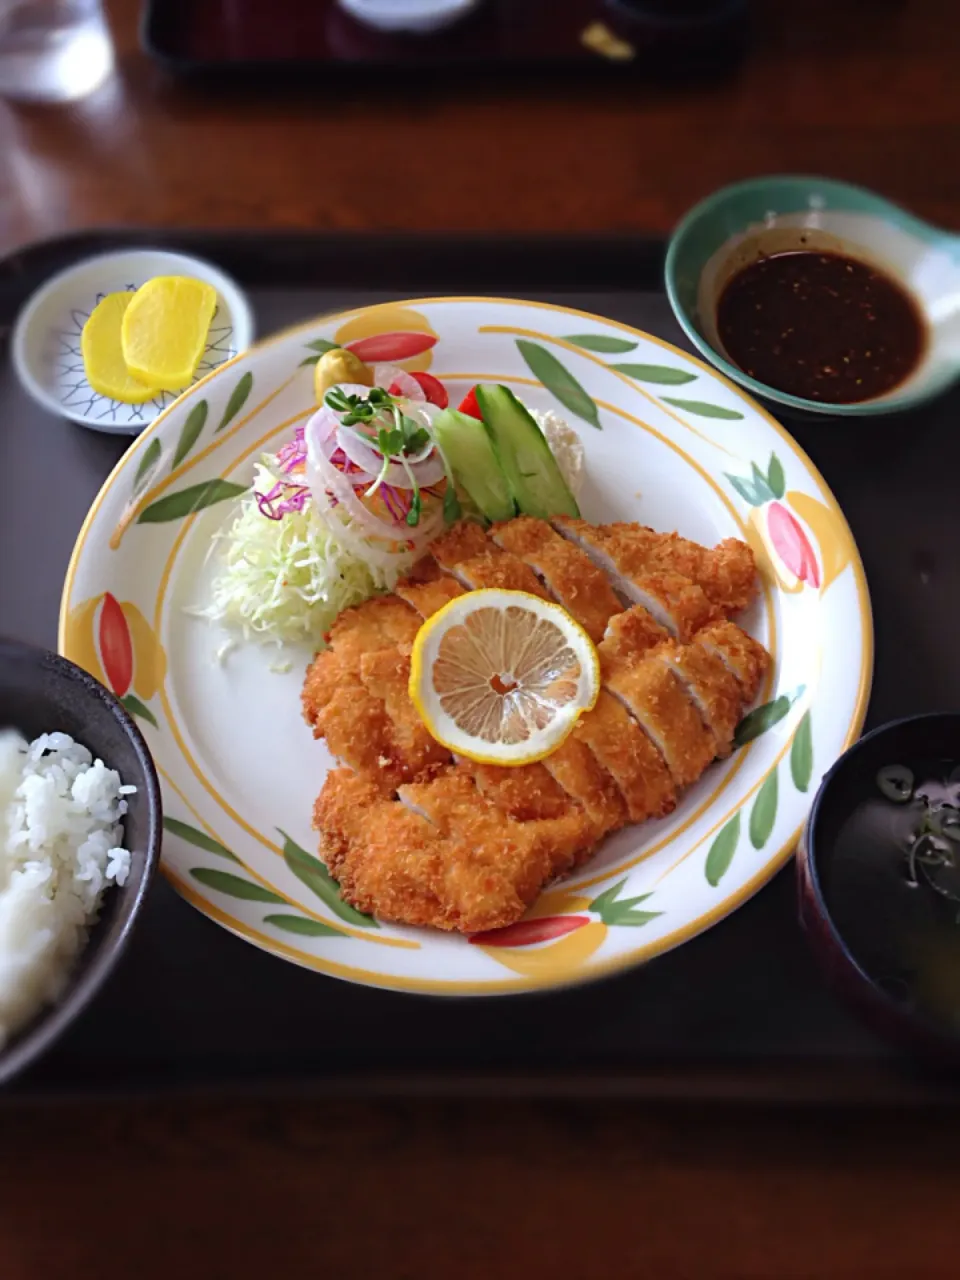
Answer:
[0, 729, 135, 1048]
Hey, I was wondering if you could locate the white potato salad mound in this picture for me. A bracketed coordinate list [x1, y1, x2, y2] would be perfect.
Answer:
[202, 361, 584, 649]
[0, 730, 135, 1048]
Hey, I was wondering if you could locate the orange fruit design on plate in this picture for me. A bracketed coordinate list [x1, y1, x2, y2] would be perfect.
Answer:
[469, 889, 607, 978]
[63, 593, 167, 720]
[334, 304, 438, 373]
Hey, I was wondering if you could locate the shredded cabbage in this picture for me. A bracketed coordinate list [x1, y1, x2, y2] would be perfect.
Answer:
[200, 463, 388, 647]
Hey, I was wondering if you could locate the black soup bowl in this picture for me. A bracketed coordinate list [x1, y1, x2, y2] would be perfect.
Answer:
[798, 712, 960, 1061]
[0, 638, 162, 1086]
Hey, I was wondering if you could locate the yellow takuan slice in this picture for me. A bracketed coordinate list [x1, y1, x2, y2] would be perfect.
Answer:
[80, 292, 160, 404]
[121, 276, 217, 392]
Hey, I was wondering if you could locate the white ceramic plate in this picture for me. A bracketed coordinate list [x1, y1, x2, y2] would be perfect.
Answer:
[13, 249, 254, 434]
[59, 297, 872, 995]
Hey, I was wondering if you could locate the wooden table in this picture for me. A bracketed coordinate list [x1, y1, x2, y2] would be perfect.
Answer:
[2, 2, 960, 1276]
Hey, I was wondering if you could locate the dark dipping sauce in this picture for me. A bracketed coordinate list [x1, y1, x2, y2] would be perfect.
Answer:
[823, 760, 960, 1031]
[716, 250, 926, 403]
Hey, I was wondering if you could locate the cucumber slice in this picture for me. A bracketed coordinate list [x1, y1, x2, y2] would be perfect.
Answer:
[474, 385, 580, 519]
[430, 407, 516, 523]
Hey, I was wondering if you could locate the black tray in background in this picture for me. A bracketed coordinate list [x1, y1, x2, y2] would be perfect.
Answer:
[141, 0, 748, 83]
[2, 230, 960, 1105]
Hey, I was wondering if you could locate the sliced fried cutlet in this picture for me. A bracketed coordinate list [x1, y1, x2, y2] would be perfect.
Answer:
[428, 520, 491, 564]
[696, 619, 770, 704]
[489, 516, 623, 642]
[313, 685, 410, 792]
[315, 769, 473, 931]
[551, 519, 718, 640]
[552, 516, 757, 614]
[327, 594, 421, 664]
[605, 661, 718, 788]
[598, 607, 741, 759]
[303, 649, 408, 790]
[463, 738, 627, 836]
[541, 736, 629, 832]
[701, 537, 758, 614]
[302, 595, 425, 790]
[359, 648, 451, 776]
[395, 558, 466, 620]
[574, 690, 676, 822]
[445, 551, 552, 598]
[431, 521, 552, 599]
[318, 769, 544, 933]
[599, 606, 669, 675]
[398, 767, 596, 885]
[301, 647, 344, 729]
[302, 595, 421, 722]
[602, 521, 757, 613]
[604, 572, 716, 642]
[467, 760, 572, 821]
[315, 749, 604, 932]
[655, 641, 742, 758]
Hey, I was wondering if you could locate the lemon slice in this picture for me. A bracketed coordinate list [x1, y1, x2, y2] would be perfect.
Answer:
[121, 276, 217, 392]
[80, 293, 160, 404]
[409, 589, 600, 766]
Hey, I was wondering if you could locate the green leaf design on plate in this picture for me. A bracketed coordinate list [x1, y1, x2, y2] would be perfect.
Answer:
[725, 473, 766, 507]
[588, 879, 661, 927]
[611, 363, 697, 385]
[137, 480, 249, 524]
[120, 694, 158, 730]
[790, 710, 814, 793]
[734, 685, 805, 747]
[216, 371, 253, 433]
[705, 811, 741, 887]
[750, 462, 776, 504]
[766, 452, 786, 500]
[300, 355, 322, 366]
[280, 830, 379, 928]
[563, 334, 638, 354]
[305, 338, 340, 354]
[264, 914, 343, 938]
[163, 816, 238, 861]
[515, 339, 601, 429]
[190, 868, 285, 903]
[171, 400, 208, 469]
[749, 769, 779, 850]
[132, 438, 162, 497]
[661, 397, 744, 420]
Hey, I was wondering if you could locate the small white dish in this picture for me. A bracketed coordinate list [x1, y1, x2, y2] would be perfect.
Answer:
[12, 249, 254, 435]
[337, 0, 479, 33]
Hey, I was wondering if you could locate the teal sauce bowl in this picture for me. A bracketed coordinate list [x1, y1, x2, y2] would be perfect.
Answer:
[665, 176, 960, 417]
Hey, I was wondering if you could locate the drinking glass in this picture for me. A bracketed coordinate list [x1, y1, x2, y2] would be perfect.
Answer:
[0, 0, 113, 103]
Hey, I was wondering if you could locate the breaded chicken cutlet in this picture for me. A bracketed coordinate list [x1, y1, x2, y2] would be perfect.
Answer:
[303, 516, 770, 933]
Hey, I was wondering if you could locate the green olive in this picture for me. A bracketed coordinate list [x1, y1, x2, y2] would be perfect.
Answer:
[314, 348, 373, 400]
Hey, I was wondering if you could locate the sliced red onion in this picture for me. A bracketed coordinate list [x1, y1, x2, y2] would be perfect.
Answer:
[303, 403, 340, 449]
[310, 479, 439, 582]
[306, 416, 443, 548]
[374, 365, 424, 400]
[323, 443, 377, 485]
[335, 424, 444, 489]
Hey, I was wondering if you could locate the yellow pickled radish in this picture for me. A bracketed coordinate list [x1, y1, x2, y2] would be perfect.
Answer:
[121, 276, 217, 392]
[80, 293, 160, 404]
